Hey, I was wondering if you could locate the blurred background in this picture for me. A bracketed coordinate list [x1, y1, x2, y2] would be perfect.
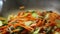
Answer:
[0, 0, 3, 12]
[0, 0, 60, 17]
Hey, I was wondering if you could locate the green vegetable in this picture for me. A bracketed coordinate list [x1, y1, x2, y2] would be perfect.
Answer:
[55, 19, 60, 28]
[25, 21, 33, 26]
[0, 21, 3, 26]
[32, 13, 39, 18]
[33, 27, 40, 34]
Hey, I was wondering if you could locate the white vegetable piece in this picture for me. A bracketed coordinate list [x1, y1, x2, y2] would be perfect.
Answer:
[45, 13, 50, 19]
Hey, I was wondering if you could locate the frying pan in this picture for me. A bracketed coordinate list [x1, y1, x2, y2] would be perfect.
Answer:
[0, 0, 60, 17]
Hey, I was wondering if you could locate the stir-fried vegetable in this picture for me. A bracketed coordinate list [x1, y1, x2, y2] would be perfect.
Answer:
[0, 10, 60, 34]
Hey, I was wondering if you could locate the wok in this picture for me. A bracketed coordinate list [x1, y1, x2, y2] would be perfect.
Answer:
[0, 0, 60, 17]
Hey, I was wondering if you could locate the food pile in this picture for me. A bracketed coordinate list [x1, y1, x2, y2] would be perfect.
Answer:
[0, 10, 60, 34]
